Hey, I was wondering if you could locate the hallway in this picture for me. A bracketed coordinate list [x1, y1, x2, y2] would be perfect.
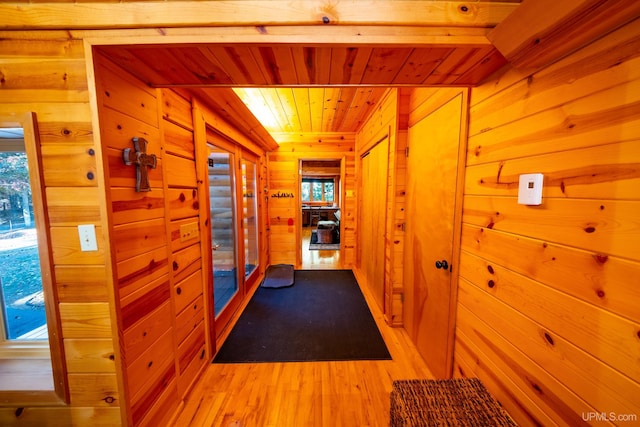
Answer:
[174, 268, 432, 426]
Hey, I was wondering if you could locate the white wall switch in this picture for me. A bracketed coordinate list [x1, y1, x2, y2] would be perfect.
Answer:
[518, 173, 544, 205]
[78, 224, 98, 251]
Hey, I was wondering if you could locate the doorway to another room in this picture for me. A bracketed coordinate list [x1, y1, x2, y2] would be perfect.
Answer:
[300, 159, 342, 270]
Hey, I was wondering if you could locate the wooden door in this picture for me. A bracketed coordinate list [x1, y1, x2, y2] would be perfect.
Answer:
[360, 137, 389, 310]
[403, 91, 466, 378]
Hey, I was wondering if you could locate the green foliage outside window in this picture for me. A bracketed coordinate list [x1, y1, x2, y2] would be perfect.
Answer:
[0, 150, 45, 340]
[302, 179, 335, 202]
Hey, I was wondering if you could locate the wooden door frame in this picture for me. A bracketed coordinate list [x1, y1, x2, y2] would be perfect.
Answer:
[239, 149, 262, 293]
[446, 89, 469, 377]
[194, 99, 269, 353]
[202, 129, 244, 339]
[0, 112, 69, 405]
[296, 156, 346, 269]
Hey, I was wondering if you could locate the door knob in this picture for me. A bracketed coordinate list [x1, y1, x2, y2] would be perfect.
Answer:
[435, 260, 449, 270]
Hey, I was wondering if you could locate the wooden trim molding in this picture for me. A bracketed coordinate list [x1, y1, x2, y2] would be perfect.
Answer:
[0, 112, 69, 404]
[488, 0, 640, 69]
[0, 1, 517, 30]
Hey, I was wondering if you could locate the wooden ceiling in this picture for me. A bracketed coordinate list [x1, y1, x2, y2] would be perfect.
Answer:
[97, 40, 507, 141]
[99, 44, 506, 87]
[85, 0, 525, 145]
[232, 87, 387, 134]
[8, 0, 634, 147]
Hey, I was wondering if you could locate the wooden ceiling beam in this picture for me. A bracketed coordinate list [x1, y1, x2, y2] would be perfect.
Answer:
[488, 0, 640, 69]
[270, 132, 356, 145]
[72, 25, 498, 48]
[1, 1, 518, 30]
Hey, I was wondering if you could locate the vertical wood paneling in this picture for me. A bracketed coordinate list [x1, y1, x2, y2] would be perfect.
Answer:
[455, 18, 640, 425]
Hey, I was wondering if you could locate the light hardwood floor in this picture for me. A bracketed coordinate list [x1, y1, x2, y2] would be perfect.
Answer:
[174, 232, 432, 426]
[300, 226, 341, 270]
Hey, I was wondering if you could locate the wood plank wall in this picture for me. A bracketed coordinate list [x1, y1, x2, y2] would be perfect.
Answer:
[2, 16, 638, 427]
[158, 88, 208, 421]
[0, 38, 267, 425]
[94, 53, 183, 426]
[96, 57, 272, 425]
[0, 32, 122, 425]
[453, 17, 640, 425]
[267, 133, 356, 267]
[355, 89, 406, 326]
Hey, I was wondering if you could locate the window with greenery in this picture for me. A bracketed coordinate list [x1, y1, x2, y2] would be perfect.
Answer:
[0, 114, 65, 402]
[0, 129, 47, 344]
[302, 178, 335, 203]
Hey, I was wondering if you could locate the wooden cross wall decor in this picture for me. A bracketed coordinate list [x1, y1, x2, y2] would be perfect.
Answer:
[123, 137, 157, 192]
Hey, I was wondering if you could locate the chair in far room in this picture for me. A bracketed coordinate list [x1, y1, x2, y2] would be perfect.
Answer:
[316, 210, 340, 244]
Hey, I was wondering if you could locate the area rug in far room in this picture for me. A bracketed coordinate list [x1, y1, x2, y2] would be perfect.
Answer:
[308, 230, 340, 251]
[213, 269, 391, 363]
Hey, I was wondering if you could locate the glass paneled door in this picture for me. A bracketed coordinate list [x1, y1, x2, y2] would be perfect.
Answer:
[241, 158, 259, 281]
[207, 144, 240, 320]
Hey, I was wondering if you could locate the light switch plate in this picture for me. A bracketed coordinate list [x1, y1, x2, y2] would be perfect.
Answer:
[78, 224, 98, 251]
[518, 173, 544, 205]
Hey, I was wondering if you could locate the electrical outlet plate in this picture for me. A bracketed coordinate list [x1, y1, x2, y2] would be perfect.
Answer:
[78, 224, 98, 251]
[180, 222, 199, 242]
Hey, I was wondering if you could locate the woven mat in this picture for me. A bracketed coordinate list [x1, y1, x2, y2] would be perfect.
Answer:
[390, 378, 517, 426]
